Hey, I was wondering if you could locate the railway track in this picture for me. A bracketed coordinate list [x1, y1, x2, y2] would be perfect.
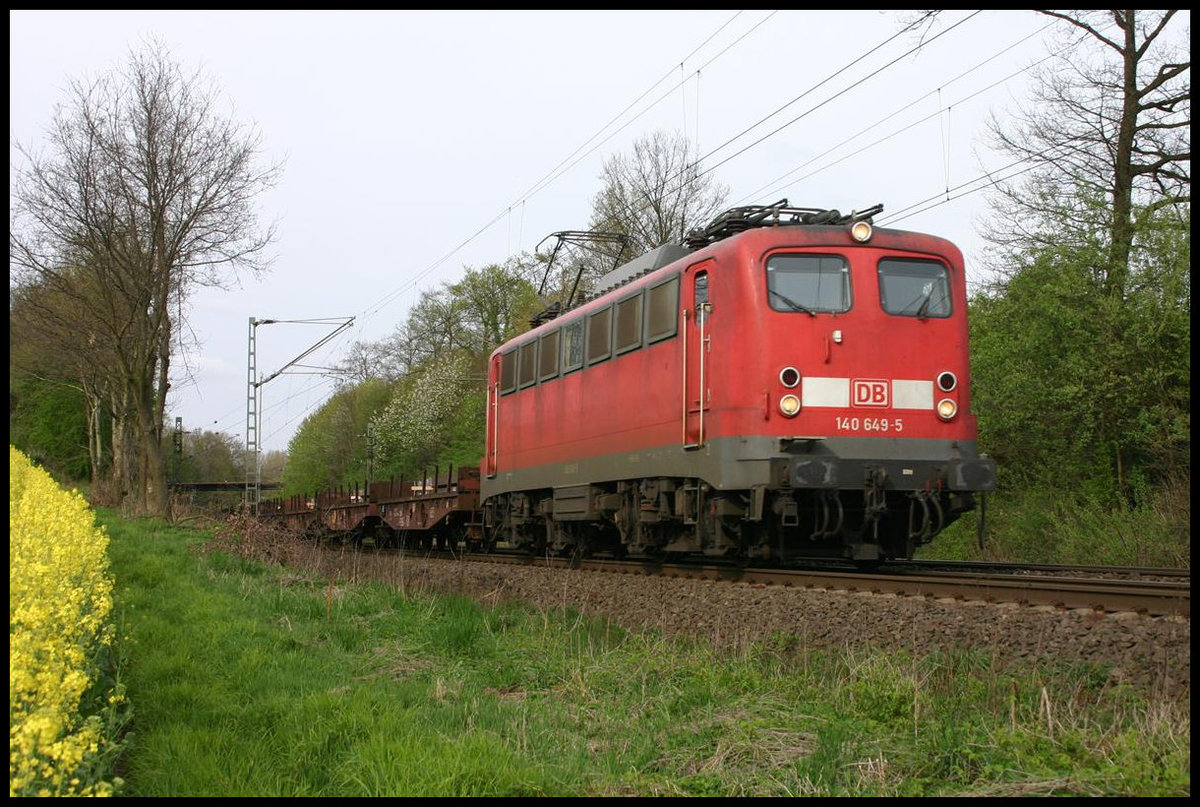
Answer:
[436, 550, 1191, 618]
[887, 559, 1191, 582]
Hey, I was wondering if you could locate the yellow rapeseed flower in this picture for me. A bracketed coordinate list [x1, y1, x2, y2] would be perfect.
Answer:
[10, 446, 120, 797]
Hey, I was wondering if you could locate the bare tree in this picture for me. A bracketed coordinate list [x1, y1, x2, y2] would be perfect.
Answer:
[179, 429, 245, 484]
[588, 129, 730, 258]
[10, 39, 281, 517]
[983, 10, 1190, 293]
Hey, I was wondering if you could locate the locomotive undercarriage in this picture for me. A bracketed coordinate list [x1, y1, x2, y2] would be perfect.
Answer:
[483, 473, 976, 564]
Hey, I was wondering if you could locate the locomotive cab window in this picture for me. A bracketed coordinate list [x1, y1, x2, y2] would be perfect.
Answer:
[586, 305, 613, 365]
[645, 274, 680, 344]
[766, 254, 851, 314]
[518, 340, 537, 389]
[615, 291, 643, 355]
[878, 258, 951, 318]
[538, 329, 560, 382]
[499, 349, 517, 395]
[561, 319, 584, 375]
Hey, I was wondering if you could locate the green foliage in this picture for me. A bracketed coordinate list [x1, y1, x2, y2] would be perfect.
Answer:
[371, 351, 481, 478]
[8, 370, 93, 481]
[281, 378, 394, 496]
[440, 386, 488, 469]
[973, 16, 1189, 558]
[969, 206, 1190, 505]
[447, 262, 541, 355]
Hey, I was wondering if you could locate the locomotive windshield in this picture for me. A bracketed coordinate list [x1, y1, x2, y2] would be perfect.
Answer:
[878, 258, 952, 318]
[765, 254, 851, 314]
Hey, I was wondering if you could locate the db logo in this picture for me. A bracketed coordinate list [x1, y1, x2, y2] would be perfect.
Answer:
[852, 379, 889, 408]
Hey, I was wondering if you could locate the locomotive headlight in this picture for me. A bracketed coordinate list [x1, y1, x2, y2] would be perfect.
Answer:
[850, 221, 873, 242]
[937, 371, 957, 392]
[779, 394, 801, 417]
[936, 398, 958, 421]
[779, 366, 800, 388]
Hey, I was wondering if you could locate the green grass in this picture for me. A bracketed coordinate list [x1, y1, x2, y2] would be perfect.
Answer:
[102, 512, 1190, 797]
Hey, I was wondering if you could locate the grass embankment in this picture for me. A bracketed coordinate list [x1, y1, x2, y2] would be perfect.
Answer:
[105, 513, 1189, 797]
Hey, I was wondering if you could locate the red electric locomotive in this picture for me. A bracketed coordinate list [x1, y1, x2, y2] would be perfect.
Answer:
[481, 201, 996, 562]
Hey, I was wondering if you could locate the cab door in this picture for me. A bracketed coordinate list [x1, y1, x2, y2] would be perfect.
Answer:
[683, 261, 714, 448]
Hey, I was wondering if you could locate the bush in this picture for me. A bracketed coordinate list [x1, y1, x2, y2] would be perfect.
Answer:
[926, 478, 1190, 567]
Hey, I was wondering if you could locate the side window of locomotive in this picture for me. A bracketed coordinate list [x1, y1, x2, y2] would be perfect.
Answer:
[645, 274, 679, 344]
[878, 258, 952, 318]
[538, 329, 560, 382]
[561, 319, 584, 375]
[694, 271, 710, 325]
[614, 291, 643, 355]
[499, 349, 517, 395]
[586, 305, 613, 366]
[765, 254, 851, 314]
[518, 340, 537, 389]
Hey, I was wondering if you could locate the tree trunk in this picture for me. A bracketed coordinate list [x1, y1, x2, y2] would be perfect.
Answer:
[1106, 13, 1139, 299]
[108, 389, 137, 510]
[84, 389, 102, 488]
[134, 377, 170, 518]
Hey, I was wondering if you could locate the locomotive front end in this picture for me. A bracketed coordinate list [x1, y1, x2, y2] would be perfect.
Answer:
[737, 216, 996, 560]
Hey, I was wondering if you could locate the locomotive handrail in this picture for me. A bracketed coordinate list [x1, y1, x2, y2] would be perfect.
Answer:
[681, 302, 711, 450]
[699, 301, 709, 447]
[491, 380, 499, 476]
[681, 307, 689, 446]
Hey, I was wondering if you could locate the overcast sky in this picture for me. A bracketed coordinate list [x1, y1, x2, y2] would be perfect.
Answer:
[12, 10, 1095, 453]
